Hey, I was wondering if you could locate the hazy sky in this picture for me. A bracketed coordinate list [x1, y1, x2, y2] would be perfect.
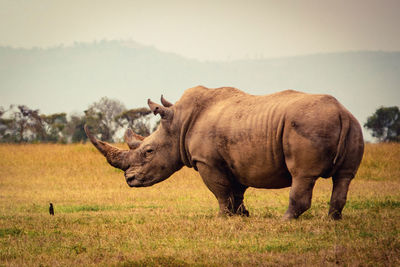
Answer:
[1, 0, 399, 60]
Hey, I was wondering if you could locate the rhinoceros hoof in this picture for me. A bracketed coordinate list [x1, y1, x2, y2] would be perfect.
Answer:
[241, 210, 250, 217]
[218, 210, 234, 217]
[282, 212, 296, 221]
[236, 209, 249, 217]
[329, 211, 343, 220]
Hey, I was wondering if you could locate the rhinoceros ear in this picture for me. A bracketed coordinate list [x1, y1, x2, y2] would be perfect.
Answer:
[160, 95, 173, 107]
[124, 128, 144, 149]
[148, 99, 173, 120]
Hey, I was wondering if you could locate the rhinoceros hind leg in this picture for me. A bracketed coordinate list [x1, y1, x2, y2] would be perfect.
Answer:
[328, 176, 352, 220]
[283, 176, 317, 220]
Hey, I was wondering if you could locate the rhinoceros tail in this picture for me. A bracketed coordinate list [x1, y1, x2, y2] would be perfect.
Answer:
[333, 111, 350, 165]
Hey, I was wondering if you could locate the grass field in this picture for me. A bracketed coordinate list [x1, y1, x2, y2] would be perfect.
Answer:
[0, 143, 399, 266]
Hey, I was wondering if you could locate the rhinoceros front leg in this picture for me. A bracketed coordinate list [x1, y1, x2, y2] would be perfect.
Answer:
[196, 162, 249, 216]
[232, 183, 249, 216]
[283, 176, 317, 220]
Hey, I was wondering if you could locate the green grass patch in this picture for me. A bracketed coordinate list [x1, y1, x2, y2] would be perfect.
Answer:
[0, 228, 23, 238]
[117, 256, 190, 267]
[58, 204, 114, 213]
[347, 199, 400, 210]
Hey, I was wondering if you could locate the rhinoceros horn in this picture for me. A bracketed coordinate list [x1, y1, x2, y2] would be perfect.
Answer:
[124, 128, 144, 149]
[84, 125, 129, 170]
[160, 95, 173, 107]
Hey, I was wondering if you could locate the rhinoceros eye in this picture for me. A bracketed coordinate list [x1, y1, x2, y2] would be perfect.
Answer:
[144, 148, 154, 158]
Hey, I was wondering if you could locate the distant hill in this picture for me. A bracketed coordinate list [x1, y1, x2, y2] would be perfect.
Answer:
[1, 40, 399, 140]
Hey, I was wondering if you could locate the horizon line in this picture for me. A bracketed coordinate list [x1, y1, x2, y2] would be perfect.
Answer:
[0, 39, 399, 63]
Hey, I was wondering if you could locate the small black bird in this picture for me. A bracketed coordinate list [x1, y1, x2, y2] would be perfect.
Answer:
[49, 203, 54, 216]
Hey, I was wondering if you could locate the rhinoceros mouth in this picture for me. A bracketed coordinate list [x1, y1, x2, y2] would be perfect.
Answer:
[126, 176, 162, 187]
[126, 176, 142, 187]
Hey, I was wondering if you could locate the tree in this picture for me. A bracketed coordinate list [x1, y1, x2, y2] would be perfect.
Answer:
[84, 97, 126, 142]
[0, 105, 69, 143]
[0, 106, 15, 142]
[41, 113, 67, 142]
[115, 107, 152, 136]
[6, 105, 45, 142]
[63, 113, 87, 143]
[364, 106, 400, 142]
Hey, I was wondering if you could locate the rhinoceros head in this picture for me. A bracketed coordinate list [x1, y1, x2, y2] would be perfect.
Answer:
[84, 95, 183, 187]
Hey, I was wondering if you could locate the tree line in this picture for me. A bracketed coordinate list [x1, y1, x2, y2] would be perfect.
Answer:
[364, 106, 400, 143]
[0, 97, 157, 143]
[0, 99, 398, 143]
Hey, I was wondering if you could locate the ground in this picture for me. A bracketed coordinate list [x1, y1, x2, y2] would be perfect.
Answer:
[0, 143, 399, 266]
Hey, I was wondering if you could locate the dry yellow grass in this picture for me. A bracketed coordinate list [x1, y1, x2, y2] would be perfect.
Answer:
[0, 143, 399, 266]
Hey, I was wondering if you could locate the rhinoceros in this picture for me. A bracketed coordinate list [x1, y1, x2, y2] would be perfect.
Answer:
[85, 86, 364, 220]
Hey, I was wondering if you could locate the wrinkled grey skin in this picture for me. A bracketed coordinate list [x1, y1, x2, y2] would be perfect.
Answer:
[85, 86, 364, 220]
